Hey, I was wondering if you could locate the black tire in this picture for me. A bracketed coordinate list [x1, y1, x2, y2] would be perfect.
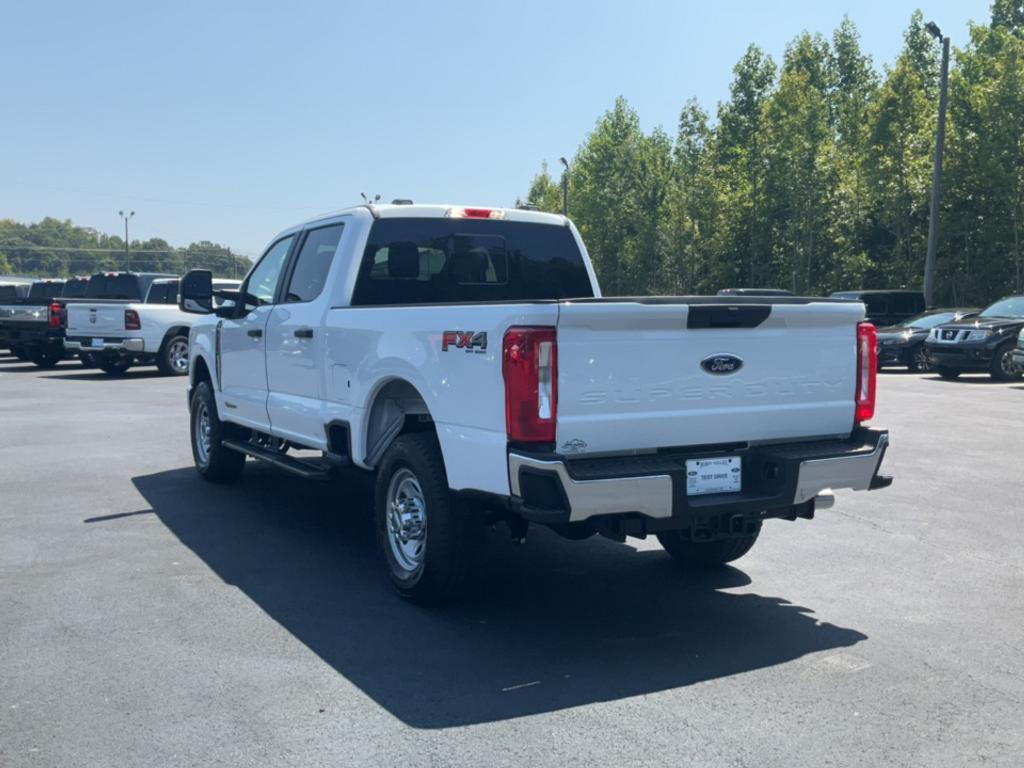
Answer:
[12, 345, 29, 361]
[29, 347, 62, 369]
[190, 381, 246, 483]
[79, 352, 97, 368]
[936, 366, 961, 380]
[989, 340, 1023, 382]
[97, 356, 132, 375]
[374, 432, 481, 604]
[657, 523, 762, 568]
[907, 345, 931, 373]
[157, 334, 190, 376]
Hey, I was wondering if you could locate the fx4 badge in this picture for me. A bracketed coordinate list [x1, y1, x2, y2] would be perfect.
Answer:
[700, 354, 743, 375]
[442, 330, 488, 354]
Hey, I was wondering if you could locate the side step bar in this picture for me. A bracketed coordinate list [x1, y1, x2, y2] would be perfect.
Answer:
[222, 439, 331, 480]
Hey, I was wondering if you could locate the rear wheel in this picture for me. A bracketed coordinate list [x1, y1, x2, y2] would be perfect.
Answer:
[97, 356, 132, 375]
[657, 524, 762, 568]
[28, 347, 62, 368]
[157, 334, 190, 376]
[374, 432, 480, 604]
[79, 352, 97, 368]
[936, 366, 961, 380]
[190, 381, 245, 482]
[990, 341, 1023, 382]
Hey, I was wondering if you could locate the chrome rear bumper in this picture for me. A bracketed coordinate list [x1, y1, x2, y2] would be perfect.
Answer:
[65, 337, 144, 353]
[509, 428, 890, 524]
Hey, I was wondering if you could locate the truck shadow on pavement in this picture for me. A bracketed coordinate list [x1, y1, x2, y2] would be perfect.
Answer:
[132, 465, 867, 729]
[40, 369, 168, 381]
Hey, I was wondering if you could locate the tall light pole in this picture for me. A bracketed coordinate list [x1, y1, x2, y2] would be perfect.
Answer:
[923, 21, 949, 308]
[118, 210, 135, 254]
[559, 157, 569, 216]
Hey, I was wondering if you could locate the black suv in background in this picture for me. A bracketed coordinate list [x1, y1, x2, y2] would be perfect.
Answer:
[924, 296, 1024, 381]
[830, 290, 927, 327]
[877, 308, 979, 372]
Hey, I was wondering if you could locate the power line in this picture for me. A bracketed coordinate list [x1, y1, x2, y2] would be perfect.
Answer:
[0, 244, 250, 256]
[5, 179, 341, 212]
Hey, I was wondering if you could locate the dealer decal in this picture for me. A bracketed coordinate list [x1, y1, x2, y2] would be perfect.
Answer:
[442, 330, 488, 353]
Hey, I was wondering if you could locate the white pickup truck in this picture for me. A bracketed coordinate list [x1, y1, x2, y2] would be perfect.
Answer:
[178, 203, 891, 604]
[66, 274, 239, 375]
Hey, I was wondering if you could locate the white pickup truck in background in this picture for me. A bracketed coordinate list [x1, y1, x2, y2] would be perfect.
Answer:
[66, 274, 240, 375]
[178, 203, 892, 604]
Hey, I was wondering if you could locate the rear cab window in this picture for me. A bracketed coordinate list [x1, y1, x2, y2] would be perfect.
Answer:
[891, 293, 925, 315]
[61, 280, 88, 298]
[351, 218, 594, 305]
[862, 295, 888, 316]
[29, 282, 65, 300]
[146, 281, 179, 304]
[85, 274, 144, 300]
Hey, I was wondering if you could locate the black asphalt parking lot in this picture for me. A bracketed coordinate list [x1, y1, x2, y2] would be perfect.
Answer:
[1, 354, 1022, 767]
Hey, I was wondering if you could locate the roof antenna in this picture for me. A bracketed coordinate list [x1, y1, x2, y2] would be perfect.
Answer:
[360, 192, 382, 204]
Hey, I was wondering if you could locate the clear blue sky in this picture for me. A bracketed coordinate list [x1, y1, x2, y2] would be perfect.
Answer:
[0, 0, 993, 256]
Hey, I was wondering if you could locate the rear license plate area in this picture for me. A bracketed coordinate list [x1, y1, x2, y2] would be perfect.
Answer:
[686, 456, 742, 496]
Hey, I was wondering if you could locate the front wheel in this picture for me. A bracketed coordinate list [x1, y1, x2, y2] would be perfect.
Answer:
[190, 381, 245, 482]
[907, 346, 931, 373]
[157, 334, 190, 376]
[936, 366, 961, 380]
[657, 523, 762, 568]
[990, 341, 1023, 382]
[374, 432, 480, 604]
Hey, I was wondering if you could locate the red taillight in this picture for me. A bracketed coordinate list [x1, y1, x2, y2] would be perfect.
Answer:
[48, 302, 64, 328]
[447, 206, 506, 220]
[503, 327, 557, 443]
[855, 321, 877, 423]
[125, 309, 141, 330]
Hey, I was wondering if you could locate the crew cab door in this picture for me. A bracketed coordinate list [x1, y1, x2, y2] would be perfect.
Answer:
[265, 222, 345, 447]
[219, 234, 295, 430]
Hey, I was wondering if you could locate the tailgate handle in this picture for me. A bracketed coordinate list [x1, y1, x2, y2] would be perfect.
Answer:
[247, 329, 263, 338]
[294, 328, 314, 339]
[687, 304, 771, 329]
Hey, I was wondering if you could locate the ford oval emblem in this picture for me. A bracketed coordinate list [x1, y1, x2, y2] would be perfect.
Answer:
[700, 354, 743, 375]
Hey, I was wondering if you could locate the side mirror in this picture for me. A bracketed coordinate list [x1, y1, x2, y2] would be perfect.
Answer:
[179, 270, 213, 314]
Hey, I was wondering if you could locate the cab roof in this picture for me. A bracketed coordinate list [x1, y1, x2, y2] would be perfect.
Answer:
[288, 203, 568, 234]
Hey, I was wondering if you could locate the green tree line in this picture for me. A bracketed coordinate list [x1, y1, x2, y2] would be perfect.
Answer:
[526, 3, 1024, 305]
[0, 217, 252, 279]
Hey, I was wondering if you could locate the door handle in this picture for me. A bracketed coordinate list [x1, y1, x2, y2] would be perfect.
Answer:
[247, 329, 263, 338]
[294, 328, 314, 339]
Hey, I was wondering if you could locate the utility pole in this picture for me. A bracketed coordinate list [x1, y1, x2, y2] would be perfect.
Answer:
[923, 22, 949, 308]
[559, 157, 569, 216]
[118, 210, 135, 254]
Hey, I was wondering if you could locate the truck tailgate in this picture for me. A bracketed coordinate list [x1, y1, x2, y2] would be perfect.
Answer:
[68, 304, 125, 335]
[555, 299, 863, 454]
[0, 304, 48, 324]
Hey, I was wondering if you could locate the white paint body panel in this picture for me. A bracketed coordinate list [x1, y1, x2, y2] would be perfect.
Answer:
[555, 300, 864, 454]
[321, 302, 558, 493]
